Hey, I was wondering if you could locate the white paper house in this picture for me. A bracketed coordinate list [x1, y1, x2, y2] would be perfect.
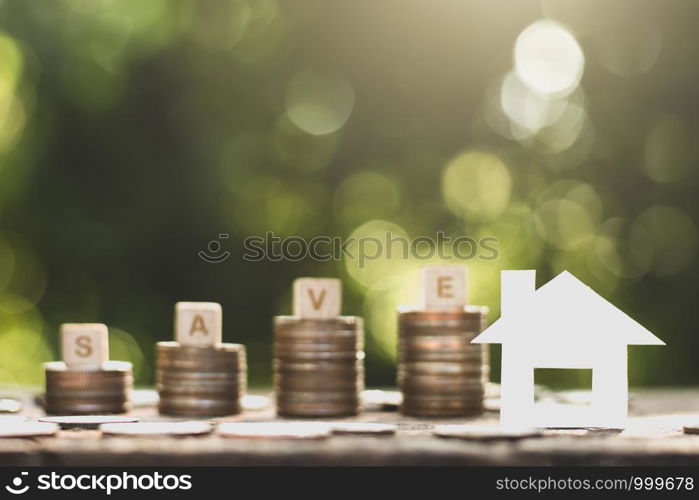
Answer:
[472, 270, 664, 428]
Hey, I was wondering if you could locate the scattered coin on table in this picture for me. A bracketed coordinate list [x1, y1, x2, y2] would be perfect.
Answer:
[217, 422, 333, 439]
[100, 421, 212, 436]
[0, 415, 27, 424]
[40, 415, 139, 429]
[682, 424, 699, 435]
[0, 422, 59, 438]
[433, 424, 542, 441]
[0, 398, 22, 413]
[130, 389, 159, 408]
[242, 395, 270, 411]
[361, 389, 401, 412]
[326, 422, 396, 435]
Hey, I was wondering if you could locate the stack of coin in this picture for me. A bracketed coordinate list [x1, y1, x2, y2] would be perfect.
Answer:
[274, 316, 364, 417]
[156, 342, 246, 416]
[398, 306, 488, 417]
[44, 361, 133, 415]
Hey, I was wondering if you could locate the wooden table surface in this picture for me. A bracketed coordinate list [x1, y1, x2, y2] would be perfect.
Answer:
[2, 387, 699, 466]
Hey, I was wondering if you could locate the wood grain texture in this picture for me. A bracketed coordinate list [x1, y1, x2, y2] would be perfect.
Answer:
[1, 388, 699, 466]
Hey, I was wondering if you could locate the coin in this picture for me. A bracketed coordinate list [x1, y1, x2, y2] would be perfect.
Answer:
[45, 388, 132, 399]
[158, 394, 242, 407]
[682, 424, 699, 435]
[156, 342, 246, 371]
[44, 360, 133, 416]
[0, 422, 59, 438]
[274, 316, 364, 418]
[397, 305, 489, 317]
[277, 405, 360, 417]
[398, 362, 484, 376]
[276, 391, 359, 403]
[157, 370, 244, 381]
[274, 360, 363, 373]
[157, 385, 242, 398]
[274, 350, 362, 362]
[275, 376, 361, 392]
[273, 339, 361, 351]
[328, 422, 396, 435]
[399, 384, 485, 397]
[130, 389, 159, 408]
[45, 363, 132, 415]
[0, 398, 22, 414]
[40, 415, 139, 429]
[44, 401, 132, 415]
[100, 421, 212, 436]
[361, 390, 401, 411]
[242, 395, 270, 411]
[402, 395, 484, 406]
[399, 336, 483, 349]
[217, 422, 332, 440]
[397, 307, 488, 418]
[44, 360, 132, 373]
[274, 315, 363, 329]
[156, 342, 245, 417]
[433, 424, 542, 440]
[0, 415, 27, 424]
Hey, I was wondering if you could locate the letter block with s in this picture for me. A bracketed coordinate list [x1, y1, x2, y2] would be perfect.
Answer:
[175, 302, 222, 347]
[293, 278, 341, 319]
[61, 323, 109, 367]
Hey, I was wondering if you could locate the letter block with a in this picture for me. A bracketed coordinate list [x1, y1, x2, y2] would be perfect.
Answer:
[175, 302, 222, 347]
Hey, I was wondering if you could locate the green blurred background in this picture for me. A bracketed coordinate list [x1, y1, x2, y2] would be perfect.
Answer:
[0, 0, 695, 389]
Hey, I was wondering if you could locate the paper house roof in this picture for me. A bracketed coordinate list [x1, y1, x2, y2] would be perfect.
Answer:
[472, 271, 664, 346]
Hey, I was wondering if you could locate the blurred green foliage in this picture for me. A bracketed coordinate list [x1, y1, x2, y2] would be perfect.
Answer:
[0, 0, 696, 389]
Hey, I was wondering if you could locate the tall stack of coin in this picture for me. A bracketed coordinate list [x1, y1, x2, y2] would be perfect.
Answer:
[398, 266, 489, 417]
[274, 278, 364, 417]
[156, 302, 246, 417]
[45, 324, 133, 415]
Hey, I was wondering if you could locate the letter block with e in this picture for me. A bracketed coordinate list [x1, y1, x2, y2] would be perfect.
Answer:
[421, 265, 468, 310]
[293, 278, 341, 319]
[61, 323, 109, 367]
[175, 302, 222, 347]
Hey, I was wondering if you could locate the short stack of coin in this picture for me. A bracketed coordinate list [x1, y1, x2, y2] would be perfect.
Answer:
[156, 341, 246, 416]
[398, 306, 489, 417]
[274, 316, 364, 417]
[156, 302, 246, 417]
[45, 323, 132, 415]
[44, 361, 133, 415]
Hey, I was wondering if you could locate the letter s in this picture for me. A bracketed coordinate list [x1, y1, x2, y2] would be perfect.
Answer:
[38, 475, 50, 490]
[179, 475, 192, 490]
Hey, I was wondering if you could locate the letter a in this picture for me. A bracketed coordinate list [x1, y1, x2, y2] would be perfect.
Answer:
[189, 314, 209, 337]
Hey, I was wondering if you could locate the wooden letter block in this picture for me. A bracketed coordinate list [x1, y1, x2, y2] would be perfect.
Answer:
[61, 323, 109, 367]
[421, 265, 467, 310]
[175, 302, 222, 347]
[293, 278, 341, 319]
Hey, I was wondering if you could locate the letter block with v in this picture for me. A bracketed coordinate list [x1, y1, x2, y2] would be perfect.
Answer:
[293, 278, 341, 319]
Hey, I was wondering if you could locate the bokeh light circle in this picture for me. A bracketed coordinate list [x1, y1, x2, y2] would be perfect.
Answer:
[442, 151, 512, 222]
[285, 67, 355, 136]
[514, 20, 584, 96]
